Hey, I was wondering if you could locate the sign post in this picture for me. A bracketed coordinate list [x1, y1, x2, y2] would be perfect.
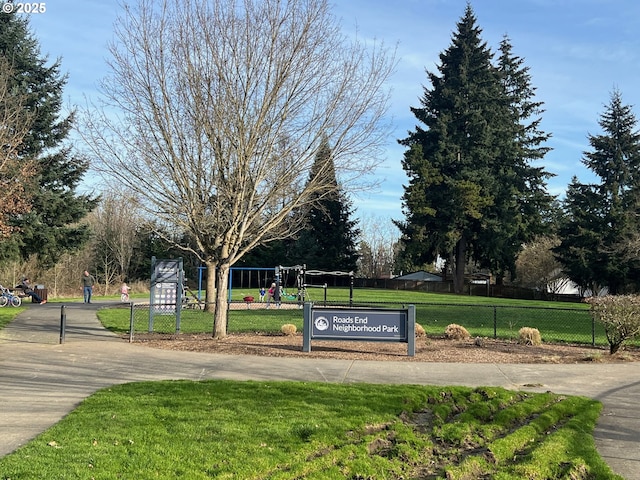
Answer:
[303, 303, 415, 356]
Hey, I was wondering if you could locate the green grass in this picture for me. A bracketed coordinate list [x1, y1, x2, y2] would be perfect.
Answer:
[231, 286, 588, 308]
[96, 287, 619, 346]
[0, 306, 26, 329]
[0, 380, 622, 479]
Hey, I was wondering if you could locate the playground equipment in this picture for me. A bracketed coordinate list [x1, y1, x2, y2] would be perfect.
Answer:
[276, 265, 354, 307]
[305, 268, 354, 306]
[227, 264, 354, 307]
[227, 267, 276, 304]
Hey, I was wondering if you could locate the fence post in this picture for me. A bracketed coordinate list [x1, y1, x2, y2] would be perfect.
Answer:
[493, 306, 497, 339]
[59, 305, 66, 344]
[591, 312, 596, 346]
[129, 302, 135, 343]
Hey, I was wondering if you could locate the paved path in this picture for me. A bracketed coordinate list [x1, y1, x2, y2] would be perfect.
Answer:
[1, 302, 639, 479]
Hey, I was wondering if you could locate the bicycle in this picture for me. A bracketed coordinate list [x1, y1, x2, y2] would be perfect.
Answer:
[0, 286, 22, 307]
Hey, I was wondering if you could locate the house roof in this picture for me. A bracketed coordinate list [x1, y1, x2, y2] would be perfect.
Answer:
[394, 271, 442, 281]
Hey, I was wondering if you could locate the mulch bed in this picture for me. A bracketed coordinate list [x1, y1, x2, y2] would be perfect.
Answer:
[130, 333, 640, 364]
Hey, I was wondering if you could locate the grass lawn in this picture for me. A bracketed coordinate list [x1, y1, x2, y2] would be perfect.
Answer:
[0, 306, 26, 329]
[0, 380, 623, 479]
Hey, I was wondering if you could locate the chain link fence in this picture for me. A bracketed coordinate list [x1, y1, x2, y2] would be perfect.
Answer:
[124, 300, 615, 346]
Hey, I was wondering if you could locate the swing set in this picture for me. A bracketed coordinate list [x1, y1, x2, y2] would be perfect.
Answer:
[227, 264, 354, 306]
[275, 264, 354, 306]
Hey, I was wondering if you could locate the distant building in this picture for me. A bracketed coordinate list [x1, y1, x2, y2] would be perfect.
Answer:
[394, 271, 442, 282]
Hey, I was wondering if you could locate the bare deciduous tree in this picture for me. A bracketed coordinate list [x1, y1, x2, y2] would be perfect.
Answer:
[0, 58, 35, 236]
[82, 0, 395, 337]
[515, 235, 569, 294]
[87, 192, 140, 293]
[356, 215, 399, 278]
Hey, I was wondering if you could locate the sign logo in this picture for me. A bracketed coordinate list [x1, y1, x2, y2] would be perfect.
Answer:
[314, 316, 329, 331]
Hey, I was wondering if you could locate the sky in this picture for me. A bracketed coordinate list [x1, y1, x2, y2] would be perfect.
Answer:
[24, 0, 640, 224]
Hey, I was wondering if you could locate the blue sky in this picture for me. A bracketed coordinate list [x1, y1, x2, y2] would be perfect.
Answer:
[25, 0, 640, 222]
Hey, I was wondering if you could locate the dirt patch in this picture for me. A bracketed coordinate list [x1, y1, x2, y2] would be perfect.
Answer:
[133, 333, 640, 364]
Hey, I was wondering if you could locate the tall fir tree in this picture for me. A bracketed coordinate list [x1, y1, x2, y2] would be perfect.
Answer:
[396, 5, 506, 292]
[555, 90, 640, 294]
[0, 13, 97, 266]
[290, 138, 360, 272]
[396, 6, 552, 292]
[555, 178, 604, 295]
[474, 36, 553, 282]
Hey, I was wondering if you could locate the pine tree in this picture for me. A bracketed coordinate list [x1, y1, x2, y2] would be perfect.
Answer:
[555, 178, 604, 295]
[290, 138, 360, 272]
[0, 14, 97, 266]
[555, 90, 640, 294]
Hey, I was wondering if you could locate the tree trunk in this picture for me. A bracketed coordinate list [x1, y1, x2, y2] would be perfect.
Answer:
[453, 237, 467, 294]
[204, 260, 217, 314]
[610, 342, 621, 355]
[213, 262, 230, 339]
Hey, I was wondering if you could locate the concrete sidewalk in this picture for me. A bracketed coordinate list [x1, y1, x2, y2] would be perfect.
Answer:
[1, 302, 639, 479]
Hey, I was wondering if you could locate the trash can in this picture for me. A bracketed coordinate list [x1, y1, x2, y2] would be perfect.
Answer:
[33, 284, 47, 303]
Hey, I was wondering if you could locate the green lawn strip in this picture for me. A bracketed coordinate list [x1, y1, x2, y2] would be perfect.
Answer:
[0, 382, 621, 479]
[445, 395, 622, 479]
[0, 380, 428, 479]
[96, 288, 613, 347]
[0, 307, 25, 329]
[501, 397, 620, 479]
[233, 287, 588, 309]
[430, 390, 559, 445]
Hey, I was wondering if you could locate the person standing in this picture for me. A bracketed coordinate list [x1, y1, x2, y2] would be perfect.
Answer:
[266, 282, 276, 308]
[82, 270, 96, 303]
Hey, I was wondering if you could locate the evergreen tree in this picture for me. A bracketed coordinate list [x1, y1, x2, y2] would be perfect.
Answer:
[396, 7, 552, 292]
[0, 14, 97, 266]
[290, 138, 360, 272]
[396, 5, 507, 293]
[555, 90, 640, 294]
[474, 36, 553, 282]
[555, 178, 604, 295]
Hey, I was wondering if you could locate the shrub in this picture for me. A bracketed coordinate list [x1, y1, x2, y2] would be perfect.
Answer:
[518, 327, 542, 346]
[415, 323, 426, 337]
[281, 324, 297, 336]
[587, 295, 640, 354]
[444, 323, 470, 340]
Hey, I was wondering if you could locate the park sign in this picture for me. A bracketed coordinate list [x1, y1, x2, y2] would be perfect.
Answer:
[149, 257, 184, 332]
[302, 303, 416, 356]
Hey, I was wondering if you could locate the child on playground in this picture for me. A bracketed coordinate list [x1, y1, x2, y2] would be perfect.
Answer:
[259, 287, 266, 302]
[266, 282, 279, 308]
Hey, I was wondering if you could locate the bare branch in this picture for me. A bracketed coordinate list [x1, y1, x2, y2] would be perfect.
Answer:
[80, 0, 396, 335]
[0, 57, 36, 237]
